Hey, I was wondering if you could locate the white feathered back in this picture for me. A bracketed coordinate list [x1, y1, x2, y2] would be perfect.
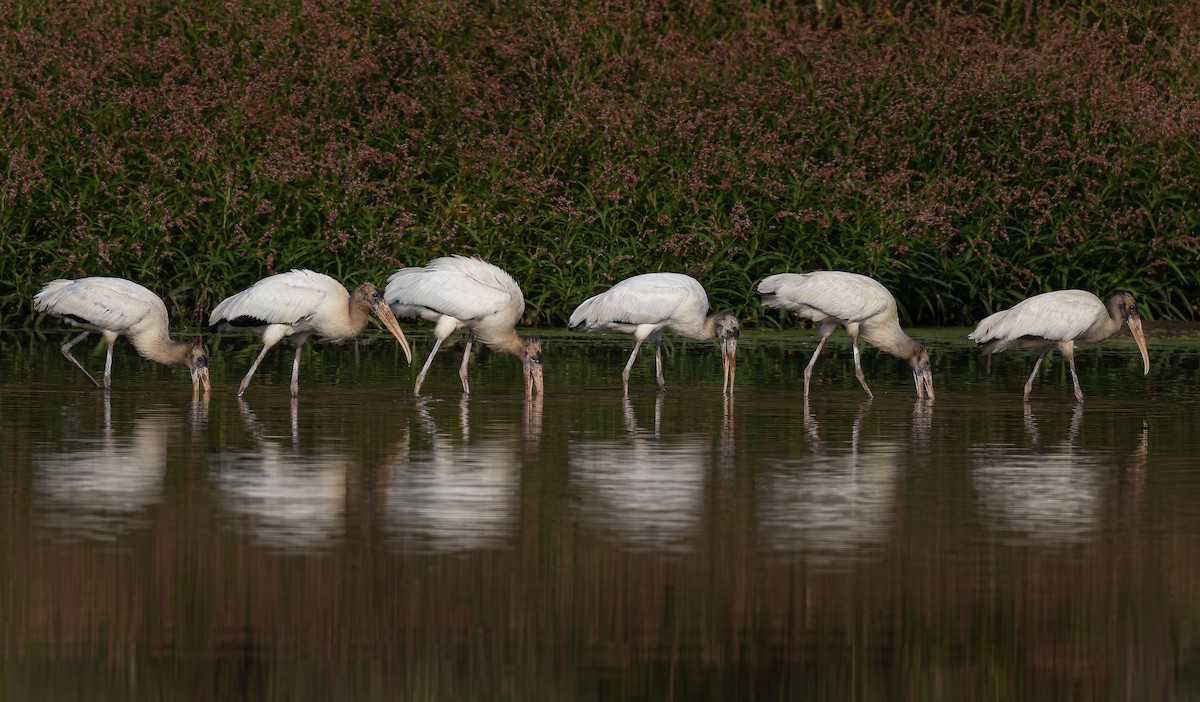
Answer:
[35, 277, 168, 334]
[758, 271, 893, 324]
[209, 270, 347, 328]
[385, 256, 525, 327]
[969, 290, 1105, 351]
[569, 273, 708, 333]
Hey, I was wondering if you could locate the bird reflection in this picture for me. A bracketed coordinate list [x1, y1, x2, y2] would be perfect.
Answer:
[211, 398, 349, 553]
[971, 403, 1106, 544]
[384, 396, 533, 552]
[718, 393, 736, 464]
[756, 399, 902, 568]
[570, 393, 709, 551]
[34, 395, 175, 540]
[912, 398, 933, 444]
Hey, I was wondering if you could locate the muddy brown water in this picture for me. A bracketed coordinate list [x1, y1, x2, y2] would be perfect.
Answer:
[3, 328, 1199, 700]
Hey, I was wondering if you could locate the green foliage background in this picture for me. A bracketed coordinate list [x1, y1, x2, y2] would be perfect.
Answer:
[3, 0, 1198, 329]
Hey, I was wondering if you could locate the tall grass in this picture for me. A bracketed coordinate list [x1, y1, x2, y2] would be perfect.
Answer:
[3, 0, 1198, 328]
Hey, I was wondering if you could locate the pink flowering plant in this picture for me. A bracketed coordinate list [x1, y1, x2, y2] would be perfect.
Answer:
[3, 0, 1198, 327]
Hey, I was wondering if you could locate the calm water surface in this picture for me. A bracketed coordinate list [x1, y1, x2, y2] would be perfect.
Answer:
[3, 329, 1200, 700]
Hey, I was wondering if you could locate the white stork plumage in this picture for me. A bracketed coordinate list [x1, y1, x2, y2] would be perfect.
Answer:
[569, 272, 739, 394]
[209, 270, 412, 397]
[34, 277, 210, 394]
[385, 256, 543, 398]
[758, 271, 934, 400]
[969, 290, 1150, 402]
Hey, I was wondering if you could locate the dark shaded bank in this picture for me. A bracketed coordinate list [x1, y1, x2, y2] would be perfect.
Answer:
[3, 0, 1198, 328]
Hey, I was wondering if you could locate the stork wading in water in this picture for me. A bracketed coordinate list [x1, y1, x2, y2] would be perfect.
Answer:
[757, 271, 934, 400]
[384, 256, 544, 398]
[569, 273, 739, 395]
[34, 277, 211, 394]
[969, 290, 1150, 403]
[209, 270, 412, 397]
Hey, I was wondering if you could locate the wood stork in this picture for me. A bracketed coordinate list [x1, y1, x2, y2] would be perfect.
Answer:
[757, 271, 934, 400]
[384, 256, 543, 398]
[969, 290, 1150, 403]
[33, 277, 210, 394]
[569, 272, 739, 394]
[209, 270, 412, 397]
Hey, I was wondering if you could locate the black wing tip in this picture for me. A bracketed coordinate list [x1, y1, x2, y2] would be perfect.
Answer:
[211, 315, 269, 331]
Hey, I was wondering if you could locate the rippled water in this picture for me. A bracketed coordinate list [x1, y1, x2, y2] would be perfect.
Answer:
[3, 328, 1200, 700]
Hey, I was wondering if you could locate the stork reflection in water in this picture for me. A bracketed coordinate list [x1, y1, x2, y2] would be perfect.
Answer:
[385, 396, 536, 552]
[213, 397, 349, 552]
[759, 398, 902, 567]
[33, 396, 178, 539]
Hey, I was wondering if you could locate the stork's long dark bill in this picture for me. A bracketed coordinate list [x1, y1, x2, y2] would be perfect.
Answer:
[721, 338, 737, 395]
[1128, 314, 1150, 375]
[192, 366, 211, 395]
[372, 301, 413, 363]
[914, 366, 934, 400]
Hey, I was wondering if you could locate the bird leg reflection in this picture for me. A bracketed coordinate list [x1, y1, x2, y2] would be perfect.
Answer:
[1022, 401, 1040, 448]
[236, 396, 300, 448]
[851, 397, 872, 454]
[622, 391, 664, 438]
[802, 395, 821, 448]
[1022, 401, 1083, 451]
[413, 395, 438, 435]
[237, 396, 256, 433]
[1068, 402, 1083, 443]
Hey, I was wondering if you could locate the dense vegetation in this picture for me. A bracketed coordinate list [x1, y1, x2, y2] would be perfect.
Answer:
[3, 0, 1198, 329]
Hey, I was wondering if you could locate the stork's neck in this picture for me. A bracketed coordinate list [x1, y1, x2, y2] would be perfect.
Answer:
[131, 330, 194, 369]
[671, 314, 722, 341]
[861, 321, 920, 361]
[346, 298, 372, 336]
[320, 295, 373, 343]
[483, 329, 526, 358]
[1083, 302, 1126, 343]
